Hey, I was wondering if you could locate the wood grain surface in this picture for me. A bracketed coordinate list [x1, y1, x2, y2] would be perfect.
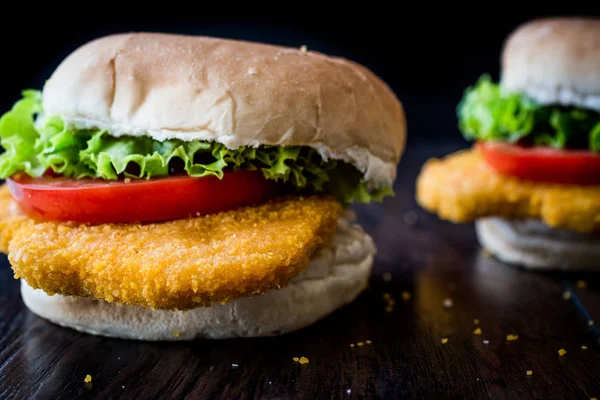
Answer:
[0, 139, 598, 399]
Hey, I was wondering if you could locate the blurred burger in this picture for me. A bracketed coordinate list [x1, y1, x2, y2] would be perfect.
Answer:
[0, 33, 406, 340]
[417, 17, 600, 270]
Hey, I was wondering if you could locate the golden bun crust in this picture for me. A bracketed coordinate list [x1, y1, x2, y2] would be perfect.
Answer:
[501, 17, 600, 110]
[42, 33, 406, 187]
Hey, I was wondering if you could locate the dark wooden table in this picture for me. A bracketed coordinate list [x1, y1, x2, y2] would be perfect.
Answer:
[0, 138, 598, 399]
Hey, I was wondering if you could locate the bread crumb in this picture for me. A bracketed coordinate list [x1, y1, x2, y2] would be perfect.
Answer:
[506, 334, 519, 341]
[401, 291, 411, 301]
[563, 291, 572, 300]
[383, 272, 392, 282]
[124, 178, 131, 184]
[299, 357, 309, 364]
[582, 345, 588, 350]
[293, 357, 299, 362]
[84, 375, 92, 383]
[383, 292, 396, 311]
[441, 338, 449, 344]
[588, 320, 595, 327]
[350, 343, 355, 348]
[558, 348, 567, 357]
[526, 370, 533, 376]
[300, 45, 307, 52]
[473, 318, 480, 325]
[172, 331, 180, 337]
[483, 340, 489, 345]
[366, 340, 372, 345]
[576, 280, 587, 289]
[247, 67, 258, 75]
[473, 327, 482, 335]
[357, 342, 364, 347]
[443, 298, 453, 308]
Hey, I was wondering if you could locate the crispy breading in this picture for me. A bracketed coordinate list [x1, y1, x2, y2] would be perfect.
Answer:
[0, 188, 343, 310]
[416, 149, 600, 233]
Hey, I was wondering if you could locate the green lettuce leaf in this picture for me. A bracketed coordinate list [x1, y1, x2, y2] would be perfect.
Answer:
[457, 74, 600, 151]
[0, 90, 392, 204]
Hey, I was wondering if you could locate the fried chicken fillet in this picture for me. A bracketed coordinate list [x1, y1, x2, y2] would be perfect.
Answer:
[416, 150, 600, 234]
[0, 184, 342, 311]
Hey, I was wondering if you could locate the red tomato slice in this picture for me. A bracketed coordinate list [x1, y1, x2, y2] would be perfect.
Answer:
[6, 170, 281, 224]
[476, 141, 600, 185]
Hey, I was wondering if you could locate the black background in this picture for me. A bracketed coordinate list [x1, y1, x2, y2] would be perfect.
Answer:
[2, 8, 600, 144]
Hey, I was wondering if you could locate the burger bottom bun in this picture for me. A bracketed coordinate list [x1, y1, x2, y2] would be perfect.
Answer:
[475, 217, 600, 270]
[20, 214, 375, 340]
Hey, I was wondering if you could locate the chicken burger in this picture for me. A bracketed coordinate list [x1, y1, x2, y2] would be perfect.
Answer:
[417, 17, 600, 270]
[0, 33, 406, 339]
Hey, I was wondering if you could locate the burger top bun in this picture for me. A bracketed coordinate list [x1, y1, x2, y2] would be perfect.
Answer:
[42, 33, 406, 188]
[501, 17, 600, 111]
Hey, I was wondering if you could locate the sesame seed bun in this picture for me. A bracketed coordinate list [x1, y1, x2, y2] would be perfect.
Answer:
[20, 215, 375, 340]
[475, 218, 600, 270]
[501, 17, 600, 111]
[42, 32, 406, 188]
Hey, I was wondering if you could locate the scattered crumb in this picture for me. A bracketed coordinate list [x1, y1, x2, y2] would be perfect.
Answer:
[299, 357, 309, 364]
[506, 334, 519, 341]
[383, 293, 396, 312]
[84, 375, 92, 383]
[483, 340, 489, 345]
[473, 318, 480, 325]
[300, 45, 307, 52]
[443, 298, 453, 309]
[350, 343, 355, 348]
[366, 340, 372, 344]
[293, 357, 299, 362]
[588, 320, 595, 327]
[124, 178, 131, 184]
[403, 211, 418, 225]
[172, 331, 180, 337]
[357, 342, 364, 347]
[473, 327, 482, 335]
[558, 349, 567, 357]
[582, 345, 588, 350]
[576, 280, 587, 289]
[401, 291, 411, 301]
[563, 291, 572, 300]
[247, 67, 258, 75]
[231, 363, 239, 368]
[526, 370, 533, 376]
[441, 338, 449, 344]
[383, 272, 392, 282]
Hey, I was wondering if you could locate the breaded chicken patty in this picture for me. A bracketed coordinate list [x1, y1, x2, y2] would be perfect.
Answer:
[416, 149, 600, 234]
[0, 185, 342, 310]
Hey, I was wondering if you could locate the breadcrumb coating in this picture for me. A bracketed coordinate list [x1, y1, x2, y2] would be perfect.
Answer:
[416, 149, 600, 233]
[0, 185, 342, 310]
